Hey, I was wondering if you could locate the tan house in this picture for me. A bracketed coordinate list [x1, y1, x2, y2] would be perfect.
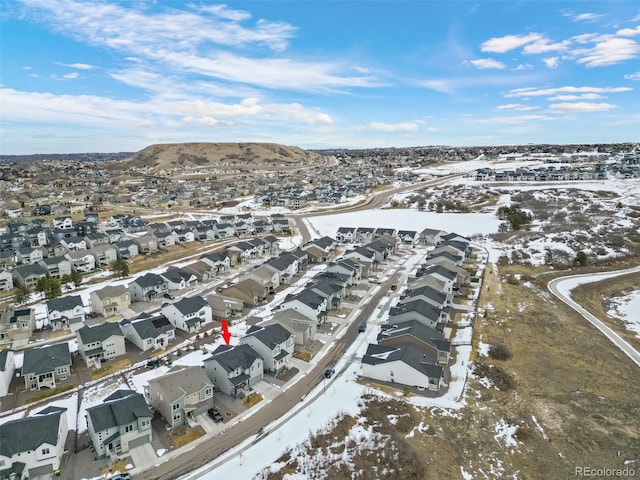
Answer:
[90, 284, 131, 317]
[219, 279, 267, 306]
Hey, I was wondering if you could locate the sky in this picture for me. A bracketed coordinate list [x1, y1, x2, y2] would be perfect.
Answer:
[1, 0, 639, 154]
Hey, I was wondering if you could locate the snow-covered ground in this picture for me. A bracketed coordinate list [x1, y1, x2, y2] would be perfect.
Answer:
[307, 209, 501, 238]
[608, 290, 640, 339]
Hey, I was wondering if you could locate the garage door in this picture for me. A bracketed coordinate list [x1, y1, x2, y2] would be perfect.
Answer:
[128, 434, 150, 449]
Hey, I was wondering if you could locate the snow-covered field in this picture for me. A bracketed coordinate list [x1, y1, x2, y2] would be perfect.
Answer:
[608, 290, 640, 339]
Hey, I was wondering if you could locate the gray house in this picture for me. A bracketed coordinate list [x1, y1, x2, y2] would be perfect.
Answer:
[145, 365, 214, 429]
[240, 324, 295, 374]
[86, 390, 152, 459]
[119, 314, 175, 352]
[22, 343, 71, 391]
[203, 344, 264, 398]
[77, 323, 127, 368]
[46, 295, 86, 332]
[128, 272, 169, 302]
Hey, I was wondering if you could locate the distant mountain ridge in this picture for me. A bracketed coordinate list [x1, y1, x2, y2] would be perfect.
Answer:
[118, 142, 323, 171]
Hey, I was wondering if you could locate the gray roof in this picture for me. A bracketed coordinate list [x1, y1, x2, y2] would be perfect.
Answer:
[161, 267, 194, 284]
[206, 344, 261, 373]
[362, 343, 443, 379]
[92, 284, 128, 300]
[171, 295, 209, 315]
[147, 365, 213, 403]
[87, 390, 151, 432]
[13, 263, 47, 278]
[390, 299, 444, 323]
[47, 295, 84, 313]
[78, 323, 124, 344]
[122, 315, 173, 339]
[0, 349, 14, 371]
[132, 272, 166, 288]
[284, 289, 325, 309]
[378, 321, 450, 353]
[403, 285, 448, 306]
[22, 343, 71, 375]
[245, 324, 292, 349]
[0, 406, 67, 457]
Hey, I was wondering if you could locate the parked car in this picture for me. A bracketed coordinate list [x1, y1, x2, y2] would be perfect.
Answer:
[207, 408, 224, 422]
[324, 368, 336, 378]
[146, 358, 160, 368]
[110, 474, 131, 480]
[163, 293, 175, 300]
[358, 323, 366, 333]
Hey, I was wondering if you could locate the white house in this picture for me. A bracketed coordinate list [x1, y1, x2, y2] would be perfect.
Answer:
[0, 406, 68, 479]
[77, 323, 127, 368]
[0, 348, 15, 397]
[119, 314, 175, 352]
[161, 295, 212, 333]
[46, 295, 86, 332]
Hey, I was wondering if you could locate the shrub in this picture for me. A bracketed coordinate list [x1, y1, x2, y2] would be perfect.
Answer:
[489, 342, 512, 361]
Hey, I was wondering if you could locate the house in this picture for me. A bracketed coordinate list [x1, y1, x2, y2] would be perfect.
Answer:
[53, 216, 73, 229]
[11, 263, 48, 289]
[400, 285, 452, 310]
[342, 247, 376, 275]
[16, 246, 44, 265]
[374, 228, 397, 239]
[243, 265, 280, 293]
[0, 251, 17, 270]
[162, 295, 212, 333]
[0, 349, 15, 397]
[307, 280, 344, 310]
[200, 251, 231, 273]
[203, 344, 264, 398]
[215, 223, 235, 238]
[219, 279, 267, 307]
[38, 256, 72, 280]
[205, 294, 243, 320]
[89, 284, 131, 317]
[22, 343, 71, 391]
[362, 343, 445, 392]
[0, 308, 36, 344]
[326, 259, 362, 285]
[77, 323, 127, 368]
[132, 234, 159, 254]
[145, 365, 214, 429]
[424, 250, 464, 268]
[265, 308, 317, 346]
[64, 250, 96, 273]
[119, 314, 175, 352]
[160, 267, 198, 292]
[378, 321, 451, 364]
[409, 275, 451, 295]
[261, 236, 280, 255]
[0, 406, 68, 479]
[419, 228, 447, 246]
[113, 240, 140, 260]
[171, 228, 196, 244]
[0, 269, 14, 292]
[60, 235, 88, 251]
[46, 295, 86, 332]
[355, 227, 375, 243]
[181, 260, 216, 282]
[336, 226, 356, 243]
[240, 324, 295, 374]
[305, 236, 336, 254]
[128, 272, 169, 302]
[280, 290, 328, 326]
[90, 244, 118, 268]
[303, 245, 331, 264]
[86, 390, 153, 459]
[264, 255, 298, 284]
[397, 230, 420, 244]
[83, 232, 110, 249]
[389, 298, 449, 330]
[156, 231, 176, 248]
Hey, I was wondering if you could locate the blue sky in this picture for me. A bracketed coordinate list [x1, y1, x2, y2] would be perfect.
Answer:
[1, 1, 639, 154]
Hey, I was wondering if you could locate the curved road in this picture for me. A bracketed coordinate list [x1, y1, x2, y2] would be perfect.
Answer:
[547, 265, 640, 368]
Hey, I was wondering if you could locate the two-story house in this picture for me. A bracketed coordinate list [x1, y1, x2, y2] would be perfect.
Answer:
[203, 344, 264, 398]
[0, 269, 14, 292]
[0, 406, 68, 479]
[90, 244, 118, 268]
[77, 323, 127, 368]
[145, 365, 214, 429]
[64, 250, 96, 273]
[161, 295, 212, 333]
[86, 390, 153, 459]
[128, 273, 169, 302]
[89, 284, 131, 317]
[38, 256, 72, 280]
[119, 314, 175, 352]
[46, 295, 86, 332]
[240, 324, 295, 374]
[11, 263, 47, 290]
[0, 308, 36, 345]
[22, 343, 71, 391]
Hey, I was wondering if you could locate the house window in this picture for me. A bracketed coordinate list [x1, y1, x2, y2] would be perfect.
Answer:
[205, 388, 212, 397]
[42, 448, 50, 455]
[141, 419, 151, 430]
[172, 403, 180, 411]
[173, 413, 181, 423]
[125, 424, 133, 433]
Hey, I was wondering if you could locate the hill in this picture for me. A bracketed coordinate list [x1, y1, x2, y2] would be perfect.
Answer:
[117, 142, 323, 171]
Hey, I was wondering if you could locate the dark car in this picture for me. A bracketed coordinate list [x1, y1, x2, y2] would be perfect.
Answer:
[358, 323, 366, 333]
[207, 408, 224, 422]
[163, 293, 174, 300]
[324, 368, 336, 378]
[146, 358, 160, 368]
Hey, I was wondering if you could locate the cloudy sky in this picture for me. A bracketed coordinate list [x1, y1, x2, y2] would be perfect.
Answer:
[1, 1, 639, 154]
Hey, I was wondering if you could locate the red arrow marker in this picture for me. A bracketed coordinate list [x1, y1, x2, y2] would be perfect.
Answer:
[221, 319, 231, 346]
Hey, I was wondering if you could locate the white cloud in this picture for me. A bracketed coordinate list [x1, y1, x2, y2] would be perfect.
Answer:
[478, 114, 553, 124]
[495, 104, 539, 112]
[367, 122, 419, 132]
[522, 39, 569, 54]
[480, 33, 543, 53]
[62, 72, 79, 79]
[505, 86, 632, 98]
[549, 102, 616, 113]
[616, 26, 640, 37]
[22, 66, 32, 70]
[575, 37, 640, 67]
[624, 71, 640, 81]
[548, 93, 604, 101]
[56, 62, 96, 70]
[513, 63, 533, 71]
[543, 57, 560, 69]
[564, 12, 606, 23]
[470, 58, 506, 70]
[191, 4, 253, 22]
